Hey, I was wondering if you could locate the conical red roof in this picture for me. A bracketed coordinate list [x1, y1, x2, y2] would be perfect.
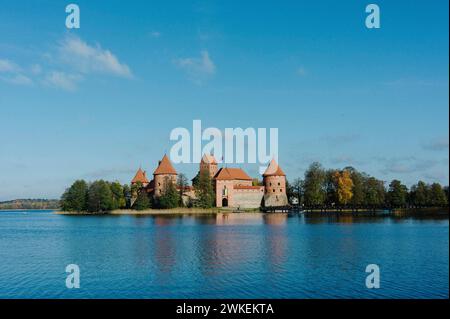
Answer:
[131, 168, 149, 184]
[263, 158, 286, 176]
[153, 154, 177, 175]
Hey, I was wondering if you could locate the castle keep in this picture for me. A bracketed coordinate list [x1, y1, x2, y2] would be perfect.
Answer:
[131, 154, 288, 209]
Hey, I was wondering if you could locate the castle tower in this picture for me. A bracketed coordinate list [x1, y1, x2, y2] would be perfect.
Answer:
[153, 154, 177, 197]
[200, 154, 218, 178]
[131, 167, 149, 187]
[263, 158, 288, 207]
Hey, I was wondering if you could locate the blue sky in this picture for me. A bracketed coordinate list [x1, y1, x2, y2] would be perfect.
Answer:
[0, 0, 448, 200]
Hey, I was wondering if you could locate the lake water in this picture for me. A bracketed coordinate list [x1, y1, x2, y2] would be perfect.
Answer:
[0, 210, 448, 299]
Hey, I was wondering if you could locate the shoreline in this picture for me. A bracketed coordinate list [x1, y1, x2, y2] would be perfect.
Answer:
[55, 208, 232, 215]
[53, 207, 449, 216]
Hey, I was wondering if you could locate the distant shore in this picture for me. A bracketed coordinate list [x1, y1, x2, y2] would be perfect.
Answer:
[0, 208, 58, 211]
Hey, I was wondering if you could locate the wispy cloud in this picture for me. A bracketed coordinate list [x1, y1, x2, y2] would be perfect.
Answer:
[0, 59, 19, 73]
[44, 71, 82, 91]
[422, 137, 449, 151]
[174, 50, 216, 84]
[0, 35, 133, 91]
[378, 156, 438, 175]
[0, 58, 33, 86]
[58, 35, 132, 78]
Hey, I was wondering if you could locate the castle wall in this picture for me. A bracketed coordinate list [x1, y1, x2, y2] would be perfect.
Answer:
[233, 188, 264, 209]
[264, 194, 289, 207]
[216, 180, 234, 207]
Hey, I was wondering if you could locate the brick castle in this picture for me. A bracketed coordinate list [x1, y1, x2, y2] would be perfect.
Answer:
[131, 154, 288, 209]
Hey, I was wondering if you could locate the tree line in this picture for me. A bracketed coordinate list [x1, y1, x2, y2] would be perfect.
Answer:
[60, 171, 216, 212]
[286, 162, 449, 210]
[61, 162, 448, 212]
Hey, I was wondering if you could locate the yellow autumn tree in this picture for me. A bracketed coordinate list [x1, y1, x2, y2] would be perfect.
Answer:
[333, 170, 354, 205]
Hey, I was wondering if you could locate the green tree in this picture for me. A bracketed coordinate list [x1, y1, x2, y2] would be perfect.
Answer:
[194, 170, 215, 208]
[348, 169, 366, 208]
[60, 180, 88, 211]
[364, 177, 385, 208]
[122, 184, 131, 208]
[303, 162, 326, 207]
[387, 179, 408, 208]
[444, 186, 449, 206]
[87, 180, 113, 212]
[191, 172, 200, 188]
[290, 178, 303, 205]
[133, 191, 151, 210]
[177, 173, 189, 207]
[429, 183, 448, 207]
[325, 169, 339, 206]
[158, 179, 180, 209]
[410, 181, 429, 207]
[131, 181, 143, 198]
[110, 181, 126, 209]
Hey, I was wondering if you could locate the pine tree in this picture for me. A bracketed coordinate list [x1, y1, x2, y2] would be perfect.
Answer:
[158, 179, 180, 209]
[194, 170, 215, 208]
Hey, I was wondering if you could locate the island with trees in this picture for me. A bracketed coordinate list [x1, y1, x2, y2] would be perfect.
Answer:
[58, 159, 449, 215]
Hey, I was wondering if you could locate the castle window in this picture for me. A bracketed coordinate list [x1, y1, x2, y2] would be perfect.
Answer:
[280, 189, 282, 192]
[273, 189, 275, 192]
[278, 182, 280, 186]
[270, 182, 272, 186]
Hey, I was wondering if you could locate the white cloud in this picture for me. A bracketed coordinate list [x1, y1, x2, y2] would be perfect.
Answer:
[44, 71, 82, 91]
[0, 59, 20, 73]
[58, 35, 132, 78]
[30, 64, 42, 75]
[0, 58, 32, 85]
[7, 74, 33, 85]
[0, 36, 133, 91]
[174, 50, 216, 84]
